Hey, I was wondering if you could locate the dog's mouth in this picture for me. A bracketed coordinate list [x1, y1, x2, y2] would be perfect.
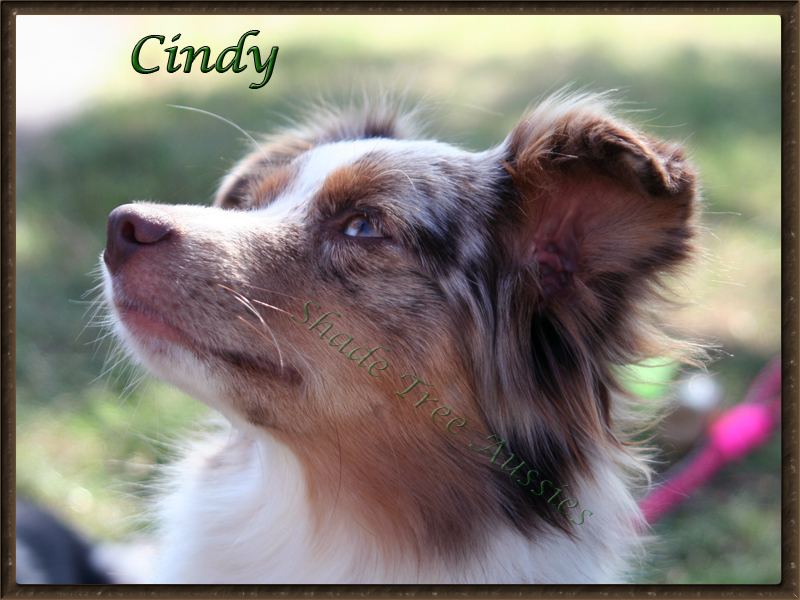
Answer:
[113, 300, 300, 383]
[114, 301, 191, 345]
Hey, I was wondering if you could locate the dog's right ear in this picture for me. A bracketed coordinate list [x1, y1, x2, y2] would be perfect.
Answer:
[496, 96, 700, 361]
[500, 96, 698, 300]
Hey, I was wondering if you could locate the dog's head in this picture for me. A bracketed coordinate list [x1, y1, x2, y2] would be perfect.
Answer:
[102, 93, 699, 557]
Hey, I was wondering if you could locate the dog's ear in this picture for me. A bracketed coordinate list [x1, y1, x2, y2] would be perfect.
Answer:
[501, 97, 698, 303]
[497, 96, 699, 369]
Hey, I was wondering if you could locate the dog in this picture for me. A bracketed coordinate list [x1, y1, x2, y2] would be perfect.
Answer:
[100, 92, 700, 583]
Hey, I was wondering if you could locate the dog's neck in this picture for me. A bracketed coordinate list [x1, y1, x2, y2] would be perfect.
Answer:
[153, 421, 641, 584]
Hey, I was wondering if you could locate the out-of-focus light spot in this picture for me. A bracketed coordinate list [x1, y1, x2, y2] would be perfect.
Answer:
[681, 373, 723, 412]
[728, 309, 758, 341]
[68, 487, 94, 514]
[17, 16, 129, 129]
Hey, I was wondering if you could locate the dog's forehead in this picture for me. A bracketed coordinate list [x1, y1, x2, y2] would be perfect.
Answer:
[298, 138, 472, 197]
[256, 137, 471, 218]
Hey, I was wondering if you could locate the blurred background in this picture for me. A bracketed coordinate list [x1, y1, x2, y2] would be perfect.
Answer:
[15, 14, 781, 584]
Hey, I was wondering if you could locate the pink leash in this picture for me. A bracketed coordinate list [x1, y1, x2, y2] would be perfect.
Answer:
[639, 356, 782, 525]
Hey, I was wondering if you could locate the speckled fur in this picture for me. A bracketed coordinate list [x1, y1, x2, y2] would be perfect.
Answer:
[102, 93, 700, 583]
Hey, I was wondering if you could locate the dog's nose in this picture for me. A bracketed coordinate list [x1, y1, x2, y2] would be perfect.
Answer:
[104, 205, 175, 273]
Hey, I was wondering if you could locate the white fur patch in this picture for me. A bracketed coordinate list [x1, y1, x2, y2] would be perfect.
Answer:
[255, 138, 472, 220]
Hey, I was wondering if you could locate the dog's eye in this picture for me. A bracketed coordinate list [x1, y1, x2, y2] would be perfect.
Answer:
[342, 215, 383, 238]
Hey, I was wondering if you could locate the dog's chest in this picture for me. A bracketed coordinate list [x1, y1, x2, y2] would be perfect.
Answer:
[150, 430, 632, 584]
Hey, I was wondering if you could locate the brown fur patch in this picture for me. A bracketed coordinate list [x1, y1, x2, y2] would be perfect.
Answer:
[314, 161, 401, 217]
[251, 167, 295, 209]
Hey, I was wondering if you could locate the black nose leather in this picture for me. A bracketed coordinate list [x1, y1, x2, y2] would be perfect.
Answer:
[104, 205, 174, 273]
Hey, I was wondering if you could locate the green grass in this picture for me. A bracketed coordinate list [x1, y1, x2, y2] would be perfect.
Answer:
[16, 40, 781, 584]
[643, 435, 782, 584]
[17, 381, 207, 539]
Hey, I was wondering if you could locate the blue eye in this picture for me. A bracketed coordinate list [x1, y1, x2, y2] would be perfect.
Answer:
[343, 215, 383, 238]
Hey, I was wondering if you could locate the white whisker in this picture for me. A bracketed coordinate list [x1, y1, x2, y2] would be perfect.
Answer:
[169, 105, 270, 164]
